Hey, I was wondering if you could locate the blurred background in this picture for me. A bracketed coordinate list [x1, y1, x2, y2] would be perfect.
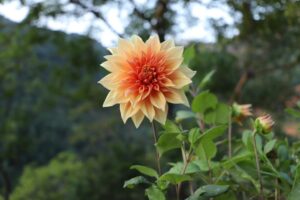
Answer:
[0, 0, 300, 199]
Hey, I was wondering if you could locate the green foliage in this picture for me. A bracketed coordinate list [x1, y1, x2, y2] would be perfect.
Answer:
[183, 45, 195, 65]
[130, 165, 158, 178]
[198, 70, 216, 90]
[10, 153, 87, 200]
[145, 185, 166, 200]
[156, 121, 182, 156]
[186, 185, 229, 200]
[2, 0, 300, 199]
[123, 176, 150, 189]
[288, 182, 300, 200]
[175, 110, 196, 123]
[192, 91, 218, 113]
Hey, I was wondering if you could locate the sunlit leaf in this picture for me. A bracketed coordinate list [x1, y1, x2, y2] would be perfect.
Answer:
[123, 176, 150, 189]
[186, 185, 229, 200]
[159, 173, 191, 184]
[157, 133, 181, 156]
[168, 161, 201, 174]
[130, 165, 158, 178]
[145, 185, 166, 200]
[192, 91, 218, 114]
[196, 138, 217, 160]
[198, 70, 216, 89]
[175, 110, 196, 123]
[264, 139, 277, 154]
[188, 128, 201, 145]
[183, 45, 195, 65]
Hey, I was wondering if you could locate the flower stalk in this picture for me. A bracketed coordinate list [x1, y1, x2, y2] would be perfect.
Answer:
[252, 131, 264, 200]
[151, 122, 161, 175]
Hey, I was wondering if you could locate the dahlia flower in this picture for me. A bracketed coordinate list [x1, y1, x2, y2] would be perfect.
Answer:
[98, 35, 195, 127]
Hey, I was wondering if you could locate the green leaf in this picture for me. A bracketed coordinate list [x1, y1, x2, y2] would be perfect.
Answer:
[277, 144, 289, 161]
[215, 103, 231, 124]
[215, 190, 237, 200]
[242, 130, 262, 153]
[286, 108, 300, 118]
[183, 45, 195, 64]
[242, 130, 252, 150]
[123, 176, 150, 189]
[222, 151, 252, 169]
[194, 126, 226, 161]
[196, 138, 217, 160]
[157, 133, 181, 156]
[145, 185, 166, 200]
[198, 70, 216, 89]
[130, 165, 158, 178]
[168, 161, 201, 174]
[192, 91, 218, 113]
[288, 181, 300, 200]
[204, 103, 231, 125]
[199, 125, 227, 141]
[188, 128, 201, 145]
[176, 110, 196, 123]
[163, 120, 181, 133]
[159, 173, 191, 184]
[186, 185, 229, 200]
[194, 160, 220, 172]
[264, 139, 277, 154]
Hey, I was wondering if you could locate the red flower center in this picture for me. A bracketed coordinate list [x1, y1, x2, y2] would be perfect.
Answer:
[138, 65, 158, 85]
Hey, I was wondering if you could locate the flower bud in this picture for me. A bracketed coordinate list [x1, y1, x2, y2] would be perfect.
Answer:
[255, 114, 275, 134]
[232, 103, 252, 124]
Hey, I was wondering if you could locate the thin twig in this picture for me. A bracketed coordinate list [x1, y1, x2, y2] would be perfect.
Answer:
[151, 122, 161, 175]
[252, 131, 264, 200]
[178, 147, 193, 199]
[228, 114, 232, 158]
[69, 0, 123, 37]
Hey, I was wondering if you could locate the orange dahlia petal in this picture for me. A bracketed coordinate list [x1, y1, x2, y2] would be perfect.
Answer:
[168, 70, 192, 89]
[132, 111, 145, 128]
[154, 104, 168, 124]
[150, 91, 166, 111]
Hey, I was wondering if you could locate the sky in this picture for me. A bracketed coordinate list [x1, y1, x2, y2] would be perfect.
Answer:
[0, 0, 238, 47]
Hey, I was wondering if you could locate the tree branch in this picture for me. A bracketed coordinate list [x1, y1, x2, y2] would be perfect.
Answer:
[69, 0, 123, 37]
[128, 0, 152, 22]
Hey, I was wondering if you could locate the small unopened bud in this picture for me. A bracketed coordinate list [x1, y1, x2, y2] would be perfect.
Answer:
[232, 103, 252, 124]
[255, 114, 275, 134]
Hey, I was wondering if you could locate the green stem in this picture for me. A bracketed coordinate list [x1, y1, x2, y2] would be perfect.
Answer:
[252, 131, 264, 200]
[275, 178, 279, 200]
[228, 115, 232, 158]
[175, 185, 180, 200]
[151, 122, 161, 175]
[178, 145, 193, 199]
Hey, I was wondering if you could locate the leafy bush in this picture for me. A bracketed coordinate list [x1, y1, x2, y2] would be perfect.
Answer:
[10, 152, 88, 200]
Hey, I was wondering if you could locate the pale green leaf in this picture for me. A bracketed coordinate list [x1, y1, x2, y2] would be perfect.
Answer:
[146, 185, 166, 200]
[130, 165, 158, 178]
[123, 176, 150, 189]
[198, 70, 216, 89]
[192, 91, 218, 114]
[176, 110, 196, 123]
[159, 173, 191, 184]
[264, 139, 277, 154]
[186, 185, 229, 200]
[157, 133, 181, 156]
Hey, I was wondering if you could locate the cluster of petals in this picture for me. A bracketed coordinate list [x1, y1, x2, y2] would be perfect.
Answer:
[256, 114, 275, 134]
[99, 35, 195, 127]
[232, 103, 252, 124]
